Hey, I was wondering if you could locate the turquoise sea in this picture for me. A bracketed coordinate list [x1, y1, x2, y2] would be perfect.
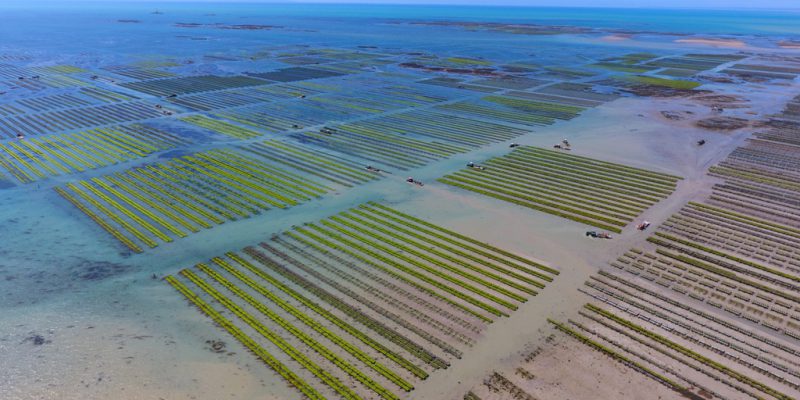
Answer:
[0, 2, 798, 400]
[1, 2, 800, 41]
[0, 3, 796, 64]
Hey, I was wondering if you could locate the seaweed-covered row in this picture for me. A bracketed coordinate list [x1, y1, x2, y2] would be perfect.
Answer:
[168, 203, 558, 399]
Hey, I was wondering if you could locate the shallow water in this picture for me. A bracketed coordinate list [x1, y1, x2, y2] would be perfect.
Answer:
[0, 3, 798, 400]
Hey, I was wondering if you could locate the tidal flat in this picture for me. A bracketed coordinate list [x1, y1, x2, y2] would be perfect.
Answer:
[1, 3, 800, 400]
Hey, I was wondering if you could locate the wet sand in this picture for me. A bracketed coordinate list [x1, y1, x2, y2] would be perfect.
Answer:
[380, 70, 800, 399]
[675, 38, 747, 48]
[468, 332, 682, 400]
[0, 73, 786, 400]
[1, 10, 799, 399]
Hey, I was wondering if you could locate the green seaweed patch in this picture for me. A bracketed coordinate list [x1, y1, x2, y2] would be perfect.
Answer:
[590, 62, 653, 73]
[446, 57, 492, 66]
[657, 68, 699, 78]
[132, 60, 181, 68]
[620, 53, 658, 63]
[627, 75, 701, 89]
[483, 95, 584, 115]
[544, 66, 595, 76]
[602, 53, 659, 65]
[43, 65, 88, 74]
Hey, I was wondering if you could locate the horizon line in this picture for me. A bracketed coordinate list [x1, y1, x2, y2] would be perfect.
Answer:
[5, 0, 800, 11]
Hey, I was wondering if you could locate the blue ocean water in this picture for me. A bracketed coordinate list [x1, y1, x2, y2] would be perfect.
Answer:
[1, 2, 800, 37]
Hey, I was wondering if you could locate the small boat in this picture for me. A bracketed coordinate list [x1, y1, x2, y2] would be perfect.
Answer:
[406, 177, 424, 187]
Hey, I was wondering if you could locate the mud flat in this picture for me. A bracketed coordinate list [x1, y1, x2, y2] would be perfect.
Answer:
[675, 38, 748, 48]
[456, 90, 800, 400]
[2, 6, 800, 400]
